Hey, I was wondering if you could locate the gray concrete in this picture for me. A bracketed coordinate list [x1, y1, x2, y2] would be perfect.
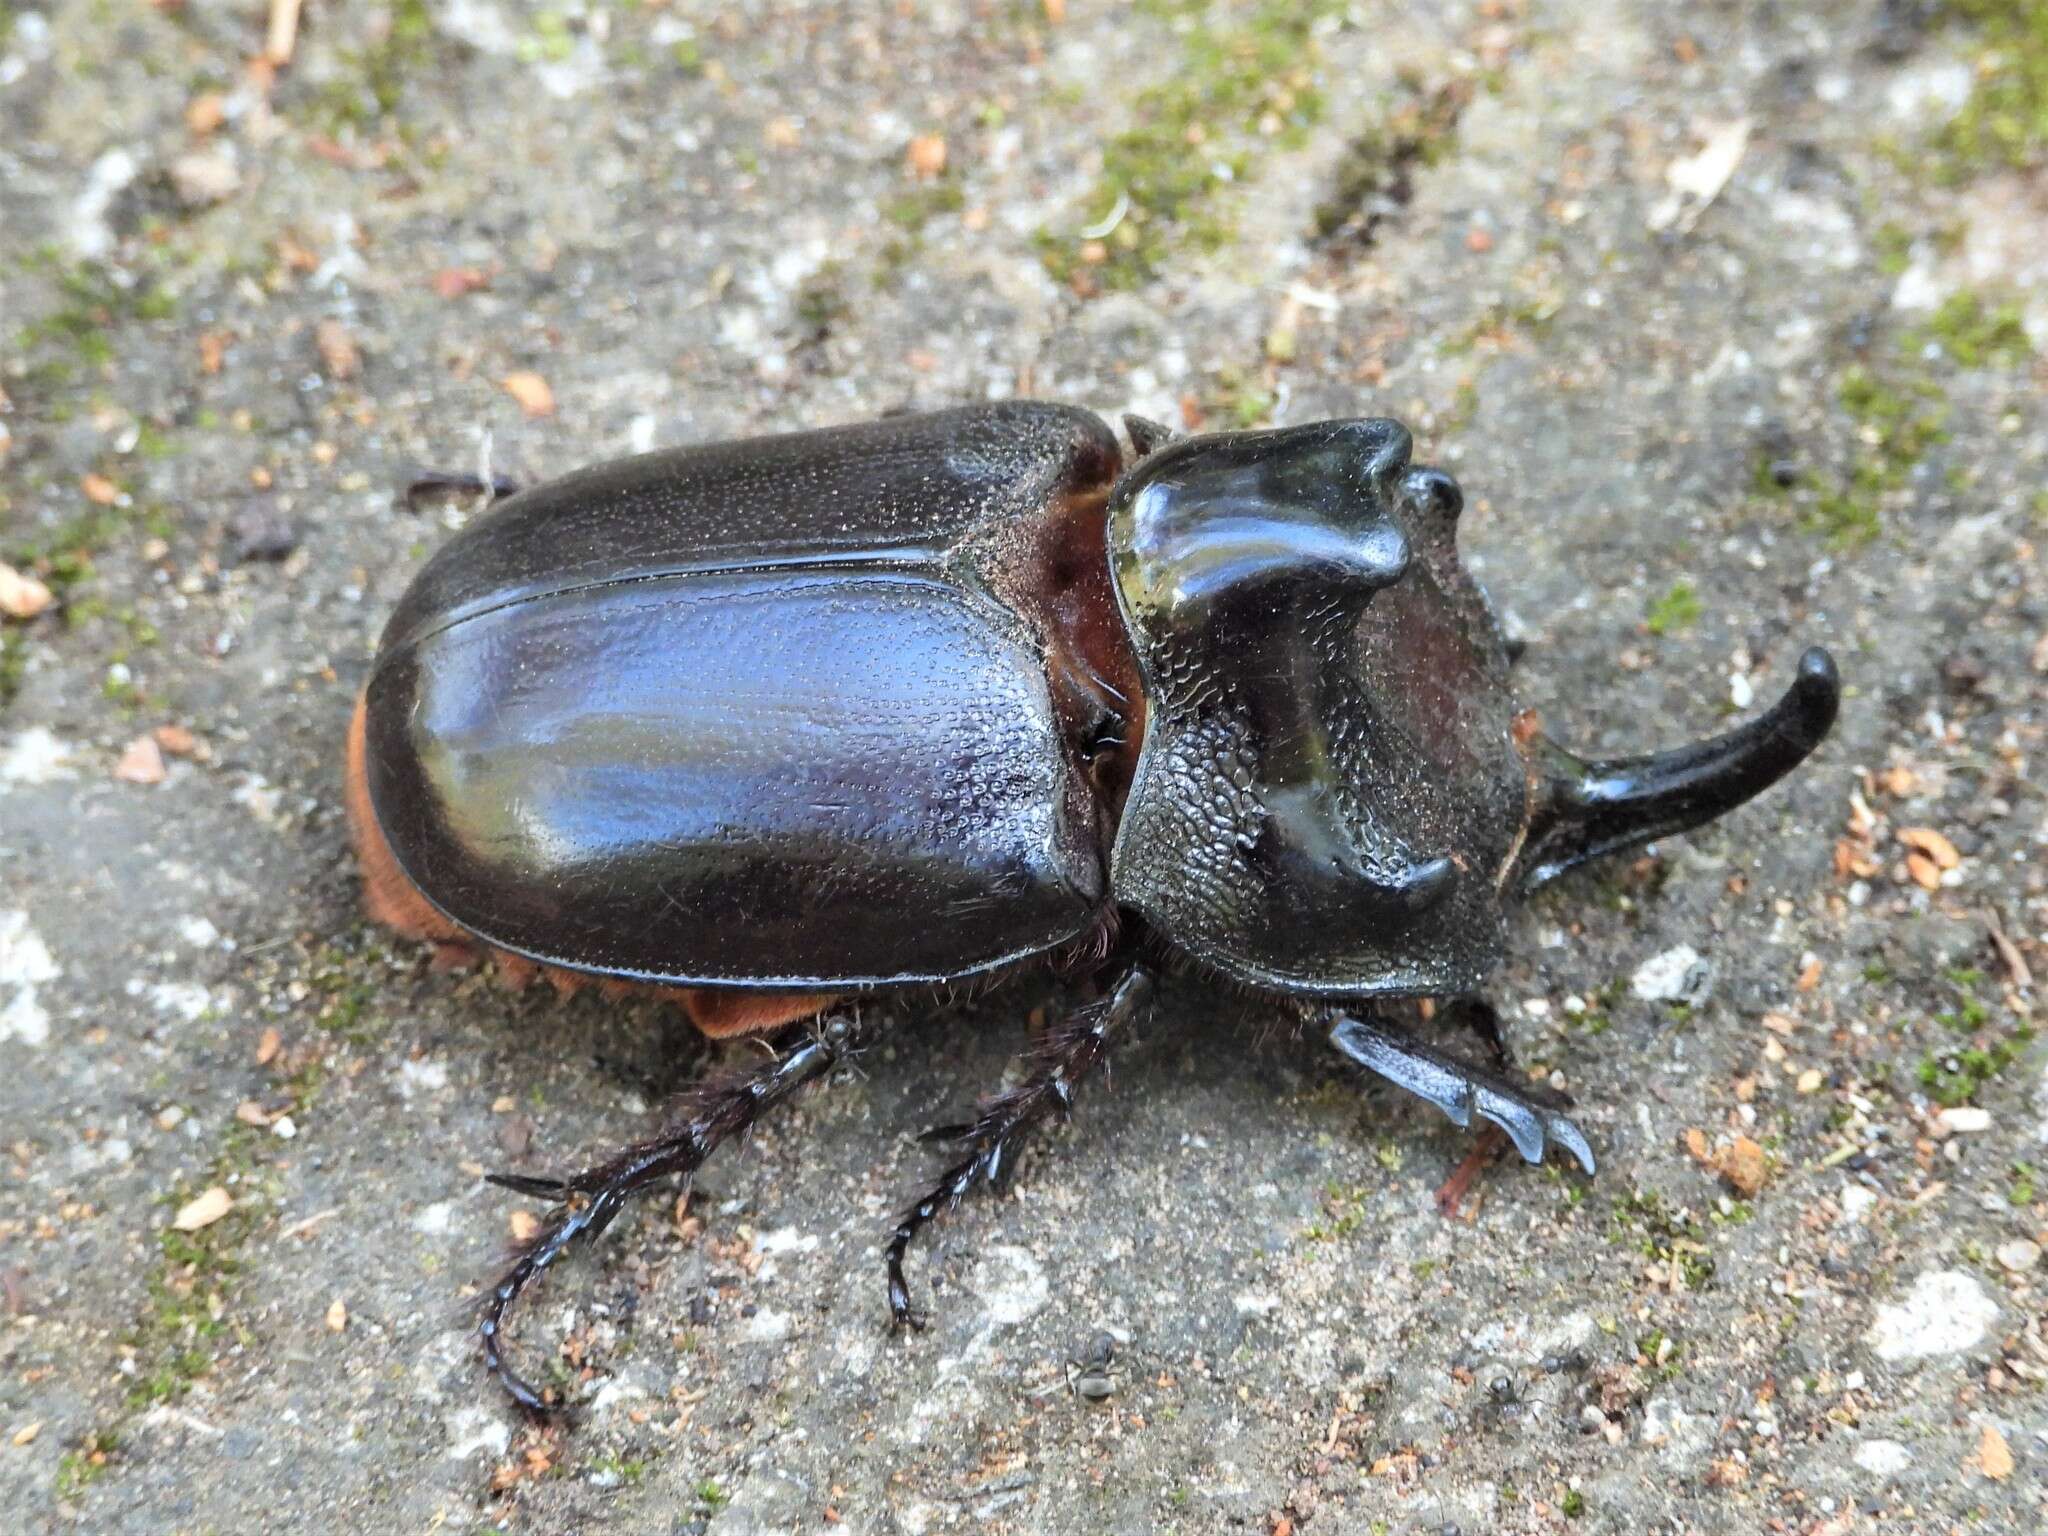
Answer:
[2, 2, 2043, 1531]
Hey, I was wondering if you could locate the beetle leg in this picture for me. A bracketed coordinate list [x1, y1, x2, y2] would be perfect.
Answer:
[403, 468, 525, 507]
[885, 966, 1154, 1329]
[480, 1012, 872, 1413]
[1326, 1013, 1596, 1175]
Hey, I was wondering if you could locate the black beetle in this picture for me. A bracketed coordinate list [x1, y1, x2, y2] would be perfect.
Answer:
[346, 402, 1838, 1409]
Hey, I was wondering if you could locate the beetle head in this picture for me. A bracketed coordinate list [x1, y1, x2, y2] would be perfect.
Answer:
[1104, 418, 1838, 997]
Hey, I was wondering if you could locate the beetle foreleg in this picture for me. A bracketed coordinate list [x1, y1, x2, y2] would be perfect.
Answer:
[479, 1012, 872, 1412]
[1325, 1012, 1596, 1175]
[885, 966, 1154, 1329]
[403, 468, 525, 507]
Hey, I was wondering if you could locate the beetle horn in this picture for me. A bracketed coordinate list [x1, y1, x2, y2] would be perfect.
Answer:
[1513, 646, 1840, 891]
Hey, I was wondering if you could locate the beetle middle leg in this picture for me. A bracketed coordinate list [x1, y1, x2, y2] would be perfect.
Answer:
[481, 1011, 874, 1412]
[885, 965, 1154, 1328]
[1325, 1011, 1596, 1175]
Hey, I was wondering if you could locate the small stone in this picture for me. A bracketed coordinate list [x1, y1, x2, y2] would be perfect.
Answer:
[172, 1185, 233, 1232]
[155, 1105, 186, 1131]
[0, 563, 53, 620]
[1796, 1068, 1825, 1095]
[170, 146, 241, 206]
[1937, 1106, 1991, 1134]
[255, 1026, 282, 1065]
[185, 92, 226, 136]
[1866, 1269, 1998, 1362]
[905, 134, 947, 179]
[326, 1296, 348, 1333]
[230, 497, 298, 562]
[1855, 1439, 1911, 1476]
[501, 371, 555, 418]
[153, 724, 198, 757]
[508, 1209, 541, 1243]
[1632, 945, 1711, 1004]
[314, 318, 360, 381]
[113, 735, 167, 785]
[1995, 1239, 2040, 1273]
[11, 1422, 40, 1446]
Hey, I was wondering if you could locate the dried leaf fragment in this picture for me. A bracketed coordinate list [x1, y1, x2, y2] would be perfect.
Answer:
[314, 318, 360, 381]
[0, 562, 53, 621]
[173, 1186, 233, 1232]
[1897, 827, 1960, 870]
[255, 1026, 282, 1065]
[81, 473, 120, 506]
[1976, 1423, 2013, 1481]
[11, 1422, 40, 1447]
[153, 724, 198, 758]
[185, 92, 226, 136]
[502, 371, 555, 418]
[508, 1209, 541, 1243]
[1714, 1136, 1767, 1196]
[906, 134, 947, 179]
[1905, 851, 1941, 891]
[432, 266, 491, 299]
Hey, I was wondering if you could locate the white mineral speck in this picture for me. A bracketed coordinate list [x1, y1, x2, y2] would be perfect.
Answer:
[1632, 945, 1711, 1004]
[1866, 1270, 1998, 1362]
[1855, 1438, 1912, 1476]
[0, 727, 76, 787]
[0, 910, 60, 1048]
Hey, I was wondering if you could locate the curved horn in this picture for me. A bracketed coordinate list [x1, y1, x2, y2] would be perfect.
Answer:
[1516, 647, 1840, 891]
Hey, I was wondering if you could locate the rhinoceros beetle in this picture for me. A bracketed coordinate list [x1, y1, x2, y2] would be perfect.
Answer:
[346, 402, 1838, 1409]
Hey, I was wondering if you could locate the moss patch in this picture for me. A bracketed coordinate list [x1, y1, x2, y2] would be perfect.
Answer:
[1932, 1, 2048, 179]
[1312, 77, 1468, 245]
[1042, 0, 1346, 290]
[1901, 289, 2034, 368]
[1644, 580, 1702, 636]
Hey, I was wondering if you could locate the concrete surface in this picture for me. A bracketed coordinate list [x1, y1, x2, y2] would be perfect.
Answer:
[2, 2, 2045, 1532]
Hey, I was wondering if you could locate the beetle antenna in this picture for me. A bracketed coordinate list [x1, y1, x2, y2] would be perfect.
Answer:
[1512, 646, 1839, 891]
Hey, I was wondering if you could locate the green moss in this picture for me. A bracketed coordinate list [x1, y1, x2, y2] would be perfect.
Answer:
[1644, 580, 1702, 636]
[55, 1431, 120, 1498]
[1313, 78, 1467, 243]
[1044, 1, 1346, 289]
[1609, 1189, 1714, 1288]
[12, 250, 178, 385]
[1903, 290, 2034, 368]
[1932, 1, 2048, 178]
[1917, 969, 2034, 1104]
[315, 0, 435, 129]
[1801, 365, 1950, 546]
[1561, 1489, 1586, 1518]
[1303, 1181, 1373, 1241]
[2010, 1162, 2036, 1205]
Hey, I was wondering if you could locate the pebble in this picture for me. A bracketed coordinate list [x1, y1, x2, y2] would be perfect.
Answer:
[170, 146, 241, 207]
[1866, 1270, 1999, 1362]
[0, 909, 60, 1049]
[1936, 1105, 1991, 1135]
[1995, 1240, 2040, 1273]
[1855, 1438, 1912, 1476]
[1631, 945, 1711, 1004]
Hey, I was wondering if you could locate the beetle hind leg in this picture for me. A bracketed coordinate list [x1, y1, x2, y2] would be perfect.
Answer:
[1326, 1012, 1596, 1174]
[885, 966, 1154, 1329]
[479, 1012, 874, 1412]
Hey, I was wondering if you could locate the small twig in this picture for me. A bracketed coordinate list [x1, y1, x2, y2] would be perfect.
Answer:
[1984, 906, 2033, 990]
[267, 0, 302, 68]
